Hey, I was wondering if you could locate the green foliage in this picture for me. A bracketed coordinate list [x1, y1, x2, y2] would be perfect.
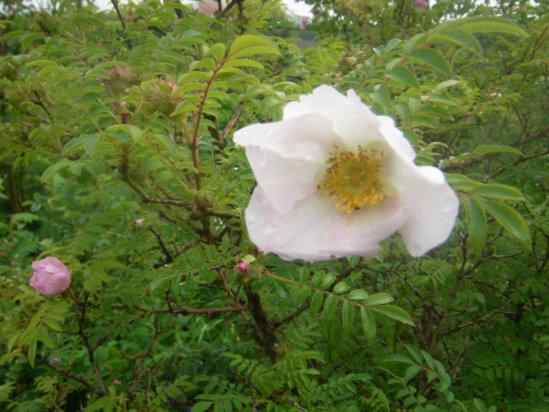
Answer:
[1, 0, 548, 411]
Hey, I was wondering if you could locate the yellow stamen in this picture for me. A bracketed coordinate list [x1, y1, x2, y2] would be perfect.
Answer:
[318, 146, 386, 214]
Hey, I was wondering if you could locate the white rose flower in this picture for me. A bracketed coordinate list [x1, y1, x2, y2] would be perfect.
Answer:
[235, 85, 459, 261]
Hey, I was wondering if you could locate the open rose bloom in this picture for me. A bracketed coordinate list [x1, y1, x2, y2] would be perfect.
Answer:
[30, 257, 72, 296]
[235, 86, 459, 261]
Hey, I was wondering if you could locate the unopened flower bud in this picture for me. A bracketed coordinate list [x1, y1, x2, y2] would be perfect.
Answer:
[30, 257, 71, 296]
[236, 261, 250, 273]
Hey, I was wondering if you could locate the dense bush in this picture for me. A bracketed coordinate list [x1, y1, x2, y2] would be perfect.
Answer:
[1, 0, 548, 410]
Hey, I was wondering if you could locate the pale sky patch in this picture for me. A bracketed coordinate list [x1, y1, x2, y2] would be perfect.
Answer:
[51, 0, 313, 17]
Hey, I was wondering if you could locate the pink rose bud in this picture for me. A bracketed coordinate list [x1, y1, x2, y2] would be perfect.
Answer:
[30, 257, 71, 296]
[415, 0, 428, 9]
[236, 261, 250, 273]
[197, 0, 218, 16]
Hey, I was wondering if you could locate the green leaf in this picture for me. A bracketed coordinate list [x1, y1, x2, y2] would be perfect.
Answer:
[105, 124, 142, 143]
[463, 195, 487, 256]
[27, 338, 37, 367]
[231, 46, 279, 58]
[386, 57, 404, 70]
[473, 183, 524, 201]
[225, 58, 264, 70]
[432, 79, 461, 93]
[387, 66, 418, 87]
[209, 43, 226, 61]
[229, 35, 278, 58]
[218, 67, 246, 77]
[321, 273, 337, 289]
[171, 102, 197, 117]
[472, 144, 522, 157]
[383, 354, 416, 365]
[348, 289, 369, 301]
[405, 345, 424, 363]
[360, 307, 376, 340]
[179, 82, 206, 93]
[333, 281, 351, 294]
[364, 293, 394, 306]
[323, 295, 338, 321]
[191, 402, 213, 412]
[434, 16, 529, 38]
[482, 199, 531, 245]
[404, 32, 428, 52]
[310, 292, 325, 314]
[191, 58, 216, 70]
[370, 85, 392, 113]
[446, 173, 483, 192]
[230, 35, 271, 52]
[409, 48, 451, 75]
[404, 365, 423, 382]
[473, 399, 487, 412]
[428, 30, 483, 55]
[342, 301, 354, 336]
[371, 305, 414, 326]
[10, 212, 39, 226]
[0, 383, 14, 403]
[179, 71, 212, 84]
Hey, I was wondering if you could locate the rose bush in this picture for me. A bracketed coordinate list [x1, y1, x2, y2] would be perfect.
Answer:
[0, 1, 544, 410]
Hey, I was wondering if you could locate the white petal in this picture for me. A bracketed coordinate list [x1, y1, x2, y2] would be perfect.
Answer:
[234, 113, 338, 159]
[378, 116, 416, 162]
[235, 114, 341, 213]
[244, 146, 322, 213]
[245, 188, 406, 262]
[282, 86, 383, 147]
[393, 163, 459, 256]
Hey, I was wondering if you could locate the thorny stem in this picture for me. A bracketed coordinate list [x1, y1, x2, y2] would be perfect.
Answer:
[75, 293, 108, 394]
[242, 279, 278, 361]
[190, 55, 228, 190]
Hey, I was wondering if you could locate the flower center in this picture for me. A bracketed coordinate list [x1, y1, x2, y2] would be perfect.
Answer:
[318, 146, 386, 214]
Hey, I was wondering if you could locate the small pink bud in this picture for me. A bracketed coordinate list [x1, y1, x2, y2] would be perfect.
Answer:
[197, 0, 218, 16]
[236, 261, 250, 273]
[29, 257, 71, 296]
[415, 0, 428, 9]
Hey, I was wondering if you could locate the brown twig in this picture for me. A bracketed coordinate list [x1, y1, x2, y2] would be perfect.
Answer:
[242, 282, 278, 361]
[31, 90, 52, 121]
[218, 0, 242, 16]
[113, 302, 244, 316]
[218, 106, 242, 143]
[76, 293, 107, 394]
[46, 362, 92, 389]
[190, 53, 229, 189]
[490, 148, 549, 178]
[148, 227, 174, 265]
[110, 0, 126, 30]
[439, 309, 506, 337]
[273, 301, 310, 329]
